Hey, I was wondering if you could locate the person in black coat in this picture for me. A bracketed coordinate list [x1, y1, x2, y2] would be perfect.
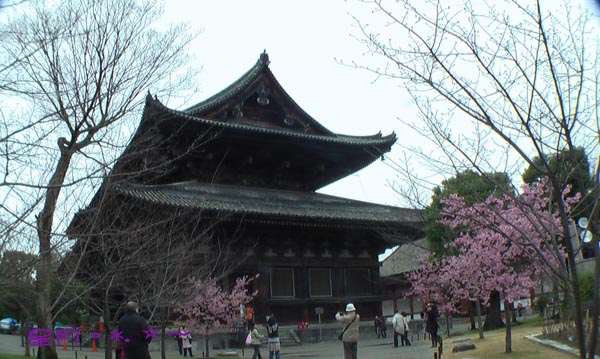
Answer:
[425, 303, 439, 348]
[176, 326, 184, 356]
[118, 302, 151, 359]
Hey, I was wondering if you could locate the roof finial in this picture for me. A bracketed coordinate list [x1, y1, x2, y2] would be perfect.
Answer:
[259, 50, 270, 66]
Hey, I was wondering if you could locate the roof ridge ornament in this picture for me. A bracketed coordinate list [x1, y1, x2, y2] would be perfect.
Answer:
[259, 50, 270, 66]
[256, 83, 270, 106]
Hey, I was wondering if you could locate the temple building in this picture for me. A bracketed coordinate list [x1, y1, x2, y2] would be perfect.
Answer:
[68, 52, 423, 324]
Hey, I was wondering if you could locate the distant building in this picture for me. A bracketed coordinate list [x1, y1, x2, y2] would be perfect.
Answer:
[68, 52, 424, 324]
[379, 238, 429, 318]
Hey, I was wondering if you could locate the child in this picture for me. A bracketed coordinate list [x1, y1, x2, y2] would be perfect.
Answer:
[249, 322, 264, 359]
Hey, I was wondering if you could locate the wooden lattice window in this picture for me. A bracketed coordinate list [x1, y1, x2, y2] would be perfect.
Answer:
[309, 268, 332, 297]
[345, 268, 371, 296]
[270, 268, 295, 298]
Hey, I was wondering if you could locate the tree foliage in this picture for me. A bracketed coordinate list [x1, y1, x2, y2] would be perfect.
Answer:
[353, 0, 600, 357]
[1, 1, 197, 358]
[522, 147, 593, 218]
[177, 275, 258, 357]
[410, 179, 576, 350]
[0, 251, 37, 321]
[424, 170, 512, 256]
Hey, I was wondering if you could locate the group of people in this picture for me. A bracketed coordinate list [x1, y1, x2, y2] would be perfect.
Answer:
[373, 315, 387, 339]
[336, 302, 441, 359]
[374, 303, 439, 349]
[175, 326, 193, 357]
[247, 314, 281, 359]
[114, 300, 439, 359]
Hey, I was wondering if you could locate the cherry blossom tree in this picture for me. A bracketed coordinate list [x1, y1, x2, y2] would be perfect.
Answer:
[177, 275, 258, 357]
[408, 254, 465, 337]
[410, 179, 576, 352]
[439, 180, 577, 352]
[351, 0, 599, 356]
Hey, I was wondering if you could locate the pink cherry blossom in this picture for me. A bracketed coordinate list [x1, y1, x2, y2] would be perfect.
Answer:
[176, 274, 258, 334]
[409, 178, 576, 311]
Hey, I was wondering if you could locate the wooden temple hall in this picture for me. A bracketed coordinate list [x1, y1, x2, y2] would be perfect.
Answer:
[68, 52, 423, 324]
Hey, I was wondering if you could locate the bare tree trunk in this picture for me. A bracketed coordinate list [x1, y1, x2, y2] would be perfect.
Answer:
[589, 245, 600, 359]
[36, 150, 74, 359]
[483, 291, 504, 330]
[504, 299, 512, 353]
[25, 324, 31, 357]
[160, 311, 167, 359]
[205, 329, 210, 358]
[510, 303, 517, 323]
[586, 187, 600, 359]
[468, 301, 476, 330]
[475, 298, 484, 339]
[555, 185, 587, 359]
[104, 299, 113, 359]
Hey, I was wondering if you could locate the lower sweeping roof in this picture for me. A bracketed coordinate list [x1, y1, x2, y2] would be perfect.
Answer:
[112, 180, 422, 233]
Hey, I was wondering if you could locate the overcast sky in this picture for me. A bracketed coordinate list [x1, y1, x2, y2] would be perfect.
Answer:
[161, 0, 422, 207]
[161, 0, 600, 209]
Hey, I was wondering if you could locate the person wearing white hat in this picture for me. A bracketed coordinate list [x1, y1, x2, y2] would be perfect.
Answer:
[335, 303, 360, 359]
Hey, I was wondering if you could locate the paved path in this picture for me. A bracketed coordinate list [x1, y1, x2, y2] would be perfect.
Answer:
[1, 332, 437, 359]
[281, 338, 436, 358]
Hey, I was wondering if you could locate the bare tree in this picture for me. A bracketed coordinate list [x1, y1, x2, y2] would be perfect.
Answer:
[351, 0, 599, 357]
[64, 174, 245, 359]
[0, 0, 197, 358]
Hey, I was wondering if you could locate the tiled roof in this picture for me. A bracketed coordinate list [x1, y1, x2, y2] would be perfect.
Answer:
[380, 238, 429, 275]
[148, 98, 397, 147]
[184, 51, 333, 136]
[159, 51, 396, 147]
[113, 181, 422, 228]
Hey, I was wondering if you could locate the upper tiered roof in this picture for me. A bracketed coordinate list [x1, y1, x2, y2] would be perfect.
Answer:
[126, 52, 396, 191]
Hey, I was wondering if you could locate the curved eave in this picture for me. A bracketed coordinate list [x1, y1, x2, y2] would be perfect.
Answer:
[184, 53, 270, 114]
[112, 181, 423, 232]
[148, 97, 397, 147]
[182, 52, 326, 136]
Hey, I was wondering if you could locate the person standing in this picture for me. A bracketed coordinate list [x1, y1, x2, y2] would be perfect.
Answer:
[175, 326, 184, 356]
[335, 303, 360, 359]
[180, 326, 193, 357]
[401, 312, 411, 346]
[381, 318, 387, 339]
[266, 315, 280, 359]
[246, 306, 254, 330]
[391, 310, 405, 347]
[118, 301, 151, 359]
[425, 303, 440, 348]
[249, 321, 264, 359]
[374, 316, 382, 339]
